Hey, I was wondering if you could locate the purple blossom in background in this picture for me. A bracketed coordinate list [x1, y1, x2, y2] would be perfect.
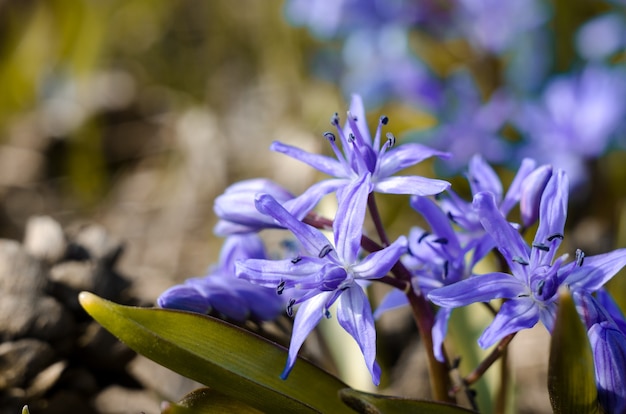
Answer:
[271, 94, 451, 198]
[515, 65, 626, 187]
[236, 174, 408, 385]
[576, 291, 626, 413]
[157, 234, 285, 323]
[576, 13, 626, 61]
[452, 0, 549, 54]
[213, 178, 337, 236]
[429, 170, 626, 349]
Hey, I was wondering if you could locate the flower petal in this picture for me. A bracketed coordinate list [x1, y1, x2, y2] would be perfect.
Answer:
[478, 298, 539, 348]
[433, 307, 453, 362]
[336, 286, 381, 385]
[474, 192, 530, 277]
[501, 158, 538, 216]
[427, 272, 527, 308]
[236, 257, 323, 287]
[281, 292, 331, 380]
[374, 176, 450, 195]
[334, 173, 370, 264]
[352, 236, 408, 279]
[255, 194, 333, 257]
[410, 196, 461, 254]
[271, 141, 347, 178]
[563, 248, 626, 292]
[373, 288, 408, 319]
[467, 154, 503, 202]
[531, 170, 568, 263]
[378, 143, 450, 177]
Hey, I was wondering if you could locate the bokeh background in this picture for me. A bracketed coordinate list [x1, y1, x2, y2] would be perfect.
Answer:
[1, 0, 626, 413]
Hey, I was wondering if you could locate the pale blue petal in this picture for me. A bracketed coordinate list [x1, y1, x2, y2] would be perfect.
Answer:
[589, 322, 626, 414]
[284, 178, 346, 219]
[271, 141, 347, 178]
[336, 286, 381, 385]
[410, 196, 461, 254]
[474, 192, 530, 279]
[531, 170, 568, 265]
[281, 293, 331, 380]
[157, 285, 211, 314]
[255, 194, 335, 258]
[352, 236, 408, 279]
[374, 176, 450, 195]
[218, 234, 266, 270]
[518, 164, 552, 227]
[433, 307, 453, 362]
[428, 272, 527, 308]
[334, 173, 370, 264]
[347, 94, 372, 145]
[236, 257, 323, 287]
[373, 288, 408, 319]
[378, 144, 450, 177]
[563, 248, 626, 292]
[501, 158, 538, 216]
[478, 299, 539, 348]
[467, 154, 503, 202]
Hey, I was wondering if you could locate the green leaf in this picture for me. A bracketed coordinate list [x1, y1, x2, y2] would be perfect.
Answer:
[78, 292, 352, 414]
[547, 288, 601, 414]
[161, 387, 263, 414]
[339, 389, 479, 414]
[21, 406, 31, 414]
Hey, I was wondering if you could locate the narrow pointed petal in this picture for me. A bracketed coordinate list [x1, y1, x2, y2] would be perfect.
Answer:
[588, 322, 626, 414]
[410, 196, 461, 253]
[433, 307, 453, 362]
[373, 288, 408, 319]
[501, 158, 538, 216]
[347, 94, 372, 144]
[271, 141, 347, 177]
[352, 236, 407, 279]
[467, 155, 503, 202]
[563, 248, 626, 292]
[478, 299, 539, 348]
[474, 192, 530, 277]
[428, 272, 527, 307]
[281, 293, 330, 380]
[374, 176, 450, 196]
[255, 194, 333, 256]
[334, 173, 370, 264]
[532, 170, 568, 251]
[218, 234, 266, 269]
[378, 144, 451, 177]
[157, 285, 211, 314]
[518, 164, 552, 227]
[236, 257, 322, 287]
[336, 287, 381, 385]
[284, 178, 346, 219]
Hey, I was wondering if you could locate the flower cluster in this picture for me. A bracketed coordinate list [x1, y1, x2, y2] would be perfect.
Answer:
[158, 96, 626, 412]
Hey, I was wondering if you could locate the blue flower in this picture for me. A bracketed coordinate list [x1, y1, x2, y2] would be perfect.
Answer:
[236, 173, 407, 385]
[157, 234, 285, 323]
[271, 94, 450, 199]
[213, 178, 338, 236]
[428, 169, 626, 348]
[576, 291, 626, 414]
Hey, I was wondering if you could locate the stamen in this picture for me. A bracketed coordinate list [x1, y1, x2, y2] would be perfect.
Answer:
[532, 242, 550, 252]
[325, 309, 331, 319]
[443, 260, 449, 280]
[323, 131, 336, 142]
[512, 256, 529, 266]
[331, 112, 340, 126]
[286, 298, 296, 317]
[380, 115, 389, 125]
[518, 293, 530, 298]
[446, 211, 457, 224]
[385, 132, 396, 148]
[575, 249, 585, 267]
[433, 237, 449, 245]
[348, 133, 355, 143]
[291, 256, 302, 264]
[347, 110, 357, 122]
[547, 233, 564, 242]
[277, 281, 285, 295]
[318, 244, 333, 258]
[537, 280, 545, 296]
[418, 231, 430, 243]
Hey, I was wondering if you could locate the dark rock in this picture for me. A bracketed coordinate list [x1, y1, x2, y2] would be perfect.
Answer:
[0, 339, 56, 389]
[93, 385, 160, 414]
[77, 322, 135, 373]
[0, 240, 48, 294]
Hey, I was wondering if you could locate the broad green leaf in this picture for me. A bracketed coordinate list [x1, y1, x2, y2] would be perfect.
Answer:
[339, 389, 479, 414]
[79, 292, 352, 414]
[161, 387, 263, 414]
[547, 288, 601, 414]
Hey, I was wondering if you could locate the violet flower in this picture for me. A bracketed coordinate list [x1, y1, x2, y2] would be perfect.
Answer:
[157, 234, 285, 323]
[236, 173, 407, 385]
[428, 170, 626, 349]
[271, 94, 451, 199]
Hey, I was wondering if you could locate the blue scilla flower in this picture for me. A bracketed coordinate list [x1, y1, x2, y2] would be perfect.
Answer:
[157, 234, 285, 323]
[271, 94, 451, 200]
[429, 170, 626, 350]
[576, 290, 626, 413]
[236, 173, 407, 385]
